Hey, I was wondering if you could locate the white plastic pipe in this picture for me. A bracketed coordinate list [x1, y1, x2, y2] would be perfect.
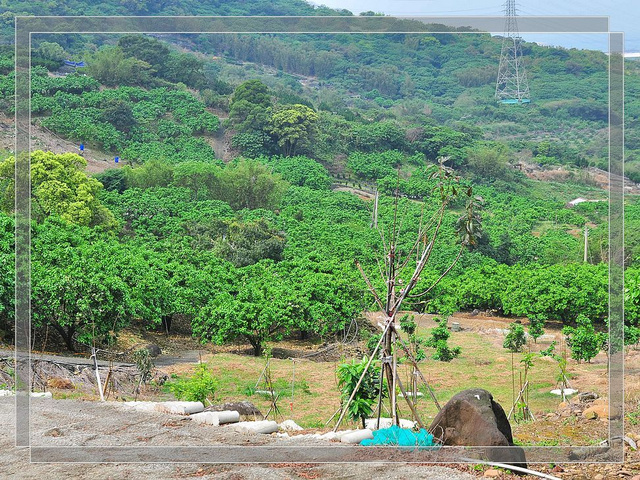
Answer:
[215, 410, 240, 424]
[231, 420, 279, 434]
[340, 429, 374, 444]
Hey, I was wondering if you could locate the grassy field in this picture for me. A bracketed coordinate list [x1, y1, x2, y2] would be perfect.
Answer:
[159, 313, 612, 445]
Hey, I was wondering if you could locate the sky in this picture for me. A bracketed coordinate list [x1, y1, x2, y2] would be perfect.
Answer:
[310, 0, 639, 54]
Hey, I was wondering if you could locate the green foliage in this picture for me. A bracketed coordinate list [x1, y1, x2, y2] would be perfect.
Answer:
[229, 79, 272, 133]
[210, 218, 286, 267]
[562, 314, 607, 363]
[351, 121, 406, 152]
[166, 363, 218, 404]
[337, 356, 382, 428]
[0, 151, 116, 229]
[268, 104, 319, 157]
[399, 314, 427, 362]
[266, 155, 331, 190]
[0, 212, 14, 341]
[193, 261, 299, 356]
[528, 315, 546, 343]
[426, 317, 461, 361]
[218, 160, 288, 211]
[84, 46, 154, 87]
[466, 144, 515, 182]
[347, 150, 403, 181]
[503, 323, 526, 353]
[31, 218, 136, 350]
[540, 341, 556, 357]
[133, 348, 154, 385]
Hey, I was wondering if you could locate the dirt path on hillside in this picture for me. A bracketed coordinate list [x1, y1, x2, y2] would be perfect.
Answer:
[0, 113, 122, 173]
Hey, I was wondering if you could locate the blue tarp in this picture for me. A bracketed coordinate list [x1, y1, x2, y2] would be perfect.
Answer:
[64, 60, 85, 67]
[360, 425, 436, 449]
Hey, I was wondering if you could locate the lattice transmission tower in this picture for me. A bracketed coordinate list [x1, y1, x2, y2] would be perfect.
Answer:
[495, 0, 530, 104]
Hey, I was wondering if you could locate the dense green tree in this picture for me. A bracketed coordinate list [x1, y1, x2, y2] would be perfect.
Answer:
[229, 79, 272, 133]
[173, 161, 222, 201]
[0, 151, 116, 229]
[213, 218, 286, 267]
[266, 156, 331, 190]
[218, 160, 288, 211]
[193, 261, 299, 356]
[0, 212, 13, 342]
[562, 314, 607, 363]
[466, 144, 514, 182]
[31, 219, 134, 350]
[118, 34, 169, 69]
[268, 104, 318, 156]
[84, 46, 154, 87]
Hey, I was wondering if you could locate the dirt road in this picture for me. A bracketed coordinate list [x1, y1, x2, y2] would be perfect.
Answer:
[1, 397, 479, 479]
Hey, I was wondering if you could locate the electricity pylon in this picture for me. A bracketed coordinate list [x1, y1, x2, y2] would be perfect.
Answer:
[495, 0, 530, 104]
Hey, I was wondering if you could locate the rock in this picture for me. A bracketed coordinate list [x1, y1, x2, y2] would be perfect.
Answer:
[483, 469, 500, 478]
[279, 419, 303, 431]
[471, 309, 480, 316]
[144, 344, 162, 357]
[578, 392, 599, 403]
[584, 409, 598, 420]
[583, 404, 620, 420]
[594, 474, 604, 480]
[630, 475, 640, 480]
[429, 388, 527, 468]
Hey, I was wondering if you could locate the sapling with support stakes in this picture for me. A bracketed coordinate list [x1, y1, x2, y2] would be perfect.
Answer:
[333, 158, 482, 432]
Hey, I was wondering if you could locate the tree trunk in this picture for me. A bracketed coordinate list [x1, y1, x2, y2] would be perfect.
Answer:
[247, 337, 263, 357]
[52, 323, 75, 352]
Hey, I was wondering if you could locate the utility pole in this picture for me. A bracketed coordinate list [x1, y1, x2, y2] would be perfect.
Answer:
[584, 224, 588, 263]
[495, 0, 531, 104]
[371, 189, 379, 229]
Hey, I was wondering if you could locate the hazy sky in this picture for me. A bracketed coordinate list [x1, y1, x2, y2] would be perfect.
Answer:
[310, 0, 639, 53]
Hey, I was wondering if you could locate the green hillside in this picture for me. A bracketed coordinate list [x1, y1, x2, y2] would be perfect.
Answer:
[0, 0, 637, 356]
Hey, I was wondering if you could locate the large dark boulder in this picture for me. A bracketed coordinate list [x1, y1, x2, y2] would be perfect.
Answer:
[429, 388, 527, 469]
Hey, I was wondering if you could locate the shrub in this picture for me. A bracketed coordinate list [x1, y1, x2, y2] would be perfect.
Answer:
[528, 315, 546, 344]
[166, 363, 218, 404]
[562, 314, 607, 363]
[503, 323, 526, 353]
[337, 356, 383, 428]
[426, 317, 461, 362]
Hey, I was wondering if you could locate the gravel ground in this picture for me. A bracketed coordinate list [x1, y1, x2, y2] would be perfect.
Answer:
[1, 397, 477, 480]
